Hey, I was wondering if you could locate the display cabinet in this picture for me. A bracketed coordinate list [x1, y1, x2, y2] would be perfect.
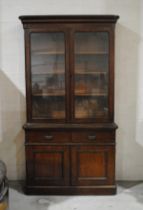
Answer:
[19, 15, 119, 195]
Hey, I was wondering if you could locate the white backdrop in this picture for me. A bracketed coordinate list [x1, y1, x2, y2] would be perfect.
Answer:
[0, 0, 143, 180]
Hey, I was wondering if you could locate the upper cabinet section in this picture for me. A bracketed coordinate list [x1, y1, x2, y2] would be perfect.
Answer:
[19, 15, 119, 123]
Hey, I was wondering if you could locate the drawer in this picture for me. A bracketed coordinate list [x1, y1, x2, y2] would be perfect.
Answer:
[72, 131, 115, 143]
[26, 131, 71, 143]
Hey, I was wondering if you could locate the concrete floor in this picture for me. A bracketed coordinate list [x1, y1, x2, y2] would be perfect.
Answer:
[9, 181, 143, 210]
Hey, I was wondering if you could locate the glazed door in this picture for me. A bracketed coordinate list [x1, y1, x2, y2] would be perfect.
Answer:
[27, 28, 69, 122]
[71, 27, 113, 122]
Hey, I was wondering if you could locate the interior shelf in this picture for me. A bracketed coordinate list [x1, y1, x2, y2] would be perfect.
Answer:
[75, 51, 108, 55]
[32, 50, 65, 55]
[75, 71, 107, 74]
[32, 71, 65, 75]
[32, 71, 107, 75]
[75, 92, 107, 96]
[32, 92, 65, 96]
[32, 50, 108, 55]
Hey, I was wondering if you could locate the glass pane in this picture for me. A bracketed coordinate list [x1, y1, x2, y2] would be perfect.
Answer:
[31, 33, 66, 119]
[74, 32, 109, 119]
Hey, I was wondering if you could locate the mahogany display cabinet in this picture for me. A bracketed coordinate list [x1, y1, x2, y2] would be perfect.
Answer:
[19, 15, 119, 195]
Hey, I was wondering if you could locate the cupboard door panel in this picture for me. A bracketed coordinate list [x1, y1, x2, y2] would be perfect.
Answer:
[26, 145, 70, 186]
[71, 145, 115, 186]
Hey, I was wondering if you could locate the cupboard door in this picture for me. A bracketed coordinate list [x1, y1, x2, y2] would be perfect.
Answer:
[71, 145, 115, 186]
[26, 145, 70, 186]
[73, 31, 110, 121]
[30, 31, 68, 121]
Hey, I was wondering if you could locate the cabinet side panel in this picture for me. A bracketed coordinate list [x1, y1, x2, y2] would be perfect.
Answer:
[25, 29, 32, 121]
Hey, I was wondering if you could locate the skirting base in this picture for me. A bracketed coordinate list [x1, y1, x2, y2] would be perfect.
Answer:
[25, 185, 117, 195]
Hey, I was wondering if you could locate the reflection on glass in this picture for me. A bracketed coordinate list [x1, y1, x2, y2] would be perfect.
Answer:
[74, 32, 109, 119]
[31, 33, 66, 119]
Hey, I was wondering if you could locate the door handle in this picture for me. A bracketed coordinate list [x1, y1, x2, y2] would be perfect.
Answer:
[88, 135, 96, 140]
[44, 135, 53, 140]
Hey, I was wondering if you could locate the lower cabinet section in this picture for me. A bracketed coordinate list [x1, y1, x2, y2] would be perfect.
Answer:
[25, 144, 116, 195]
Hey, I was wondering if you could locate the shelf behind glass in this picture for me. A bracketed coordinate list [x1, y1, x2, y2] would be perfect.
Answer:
[32, 93, 65, 97]
[75, 71, 107, 75]
[32, 71, 65, 75]
[32, 50, 65, 55]
[75, 51, 108, 55]
[32, 71, 107, 76]
[32, 50, 108, 56]
[75, 92, 107, 96]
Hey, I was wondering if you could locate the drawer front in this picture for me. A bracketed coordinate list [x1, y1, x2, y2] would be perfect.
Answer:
[72, 131, 115, 143]
[26, 131, 71, 143]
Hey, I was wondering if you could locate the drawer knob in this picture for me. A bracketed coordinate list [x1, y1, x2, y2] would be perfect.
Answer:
[44, 135, 53, 140]
[88, 135, 96, 140]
